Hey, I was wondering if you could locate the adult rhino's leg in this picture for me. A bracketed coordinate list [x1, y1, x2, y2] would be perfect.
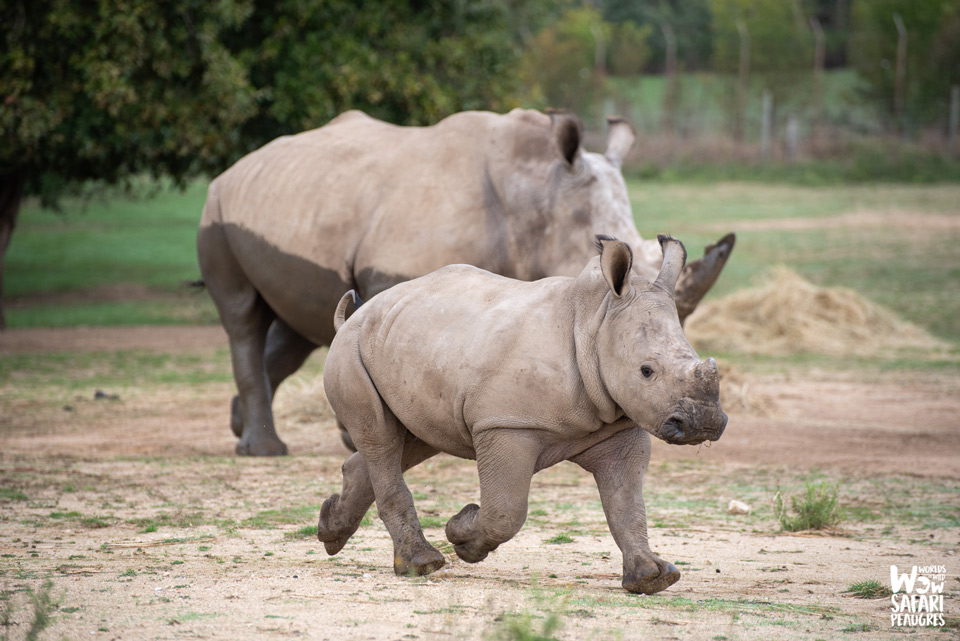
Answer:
[570, 427, 679, 594]
[445, 431, 538, 564]
[318, 432, 438, 555]
[198, 223, 287, 456]
[674, 233, 736, 325]
[230, 319, 318, 438]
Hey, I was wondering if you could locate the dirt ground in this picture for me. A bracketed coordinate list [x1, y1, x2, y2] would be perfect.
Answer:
[2, 326, 959, 640]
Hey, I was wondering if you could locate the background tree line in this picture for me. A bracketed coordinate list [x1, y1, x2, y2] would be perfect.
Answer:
[1, 0, 959, 326]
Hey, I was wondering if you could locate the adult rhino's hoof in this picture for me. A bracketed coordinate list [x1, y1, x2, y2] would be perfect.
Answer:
[317, 494, 361, 555]
[622, 559, 681, 595]
[235, 435, 288, 456]
[230, 395, 243, 437]
[394, 547, 445, 577]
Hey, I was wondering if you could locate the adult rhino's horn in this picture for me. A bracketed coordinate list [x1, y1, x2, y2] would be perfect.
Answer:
[653, 234, 687, 297]
[604, 116, 636, 169]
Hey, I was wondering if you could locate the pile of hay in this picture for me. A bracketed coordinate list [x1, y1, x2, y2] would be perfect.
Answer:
[685, 266, 945, 357]
[273, 374, 335, 427]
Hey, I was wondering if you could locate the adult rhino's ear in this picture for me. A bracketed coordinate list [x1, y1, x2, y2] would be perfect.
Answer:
[604, 116, 636, 169]
[549, 110, 583, 167]
[596, 234, 633, 298]
[653, 234, 687, 297]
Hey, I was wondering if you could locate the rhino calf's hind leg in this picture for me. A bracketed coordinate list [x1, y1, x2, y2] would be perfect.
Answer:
[571, 428, 679, 595]
[318, 433, 439, 556]
[446, 432, 538, 563]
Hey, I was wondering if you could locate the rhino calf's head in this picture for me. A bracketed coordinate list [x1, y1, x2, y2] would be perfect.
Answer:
[579, 235, 727, 446]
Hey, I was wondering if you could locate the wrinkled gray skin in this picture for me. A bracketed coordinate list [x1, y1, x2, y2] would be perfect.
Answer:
[319, 235, 727, 594]
[197, 108, 735, 456]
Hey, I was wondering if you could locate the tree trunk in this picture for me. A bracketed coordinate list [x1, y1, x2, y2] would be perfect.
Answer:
[0, 172, 26, 330]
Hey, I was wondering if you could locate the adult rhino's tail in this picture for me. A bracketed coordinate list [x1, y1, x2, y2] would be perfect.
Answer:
[333, 290, 364, 332]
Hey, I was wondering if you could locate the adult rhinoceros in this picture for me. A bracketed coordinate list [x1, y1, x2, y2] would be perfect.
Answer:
[197, 108, 734, 456]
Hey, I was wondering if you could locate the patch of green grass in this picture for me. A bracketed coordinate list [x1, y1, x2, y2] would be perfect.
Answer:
[242, 505, 322, 529]
[0, 350, 233, 390]
[841, 622, 871, 632]
[48, 511, 114, 529]
[544, 533, 575, 545]
[490, 610, 562, 641]
[128, 511, 212, 533]
[9, 182, 208, 296]
[284, 525, 318, 540]
[774, 482, 842, 532]
[843, 580, 890, 599]
[0, 488, 28, 501]
[418, 515, 445, 529]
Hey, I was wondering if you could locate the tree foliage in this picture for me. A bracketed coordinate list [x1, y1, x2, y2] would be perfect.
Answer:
[229, 0, 528, 140]
[850, 0, 960, 125]
[0, 0, 539, 327]
[601, 0, 713, 72]
[523, 6, 650, 115]
[1, 0, 259, 202]
[709, 0, 814, 76]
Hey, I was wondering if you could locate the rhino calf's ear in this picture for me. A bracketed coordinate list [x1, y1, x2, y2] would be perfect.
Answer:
[597, 234, 633, 298]
[653, 234, 687, 297]
[549, 110, 583, 167]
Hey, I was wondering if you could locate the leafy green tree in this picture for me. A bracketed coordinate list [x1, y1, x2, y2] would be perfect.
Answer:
[0, 0, 258, 328]
[0, 0, 535, 328]
[523, 6, 650, 115]
[228, 0, 529, 140]
[850, 0, 960, 127]
[709, 0, 813, 76]
[602, 0, 713, 72]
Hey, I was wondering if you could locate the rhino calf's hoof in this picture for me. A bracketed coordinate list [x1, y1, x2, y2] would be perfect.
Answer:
[622, 559, 681, 595]
[445, 504, 490, 563]
[317, 494, 361, 555]
[393, 547, 445, 577]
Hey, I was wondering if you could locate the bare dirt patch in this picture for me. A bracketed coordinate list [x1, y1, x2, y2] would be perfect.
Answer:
[706, 210, 960, 233]
[2, 326, 959, 640]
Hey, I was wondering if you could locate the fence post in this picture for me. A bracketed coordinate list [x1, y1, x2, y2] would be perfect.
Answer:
[735, 19, 750, 143]
[786, 116, 800, 162]
[893, 13, 907, 134]
[810, 16, 825, 137]
[950, 85, 959, 159]
[661, 23, 678, 134]
[761, 90, 773, 159]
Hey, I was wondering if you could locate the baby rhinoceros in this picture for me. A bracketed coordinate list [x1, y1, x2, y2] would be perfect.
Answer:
[318, 234, 727, 594]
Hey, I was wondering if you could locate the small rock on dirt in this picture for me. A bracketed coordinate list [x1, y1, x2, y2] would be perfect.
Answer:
[727, 499, 751, 515]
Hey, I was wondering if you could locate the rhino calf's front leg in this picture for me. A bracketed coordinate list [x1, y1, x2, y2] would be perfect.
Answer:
[445, 432, 539, 563]
[571, 427, 680, 595]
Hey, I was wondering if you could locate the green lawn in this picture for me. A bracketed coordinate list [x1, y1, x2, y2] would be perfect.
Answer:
[628, 182, 960, 342]
[5, 181, 215, 327]
[6, 179, 960, 346]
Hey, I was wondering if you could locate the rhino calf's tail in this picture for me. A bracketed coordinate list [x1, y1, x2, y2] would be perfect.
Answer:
[333, 290, 365, 331]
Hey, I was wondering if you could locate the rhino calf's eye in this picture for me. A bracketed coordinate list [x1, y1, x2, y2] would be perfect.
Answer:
[641, 365, 654, 378]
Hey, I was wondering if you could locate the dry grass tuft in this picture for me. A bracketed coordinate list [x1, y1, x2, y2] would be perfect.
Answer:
[716, 361, 773, 415]
[273, 374, 335, 427]
[686, 267, 946, 357]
